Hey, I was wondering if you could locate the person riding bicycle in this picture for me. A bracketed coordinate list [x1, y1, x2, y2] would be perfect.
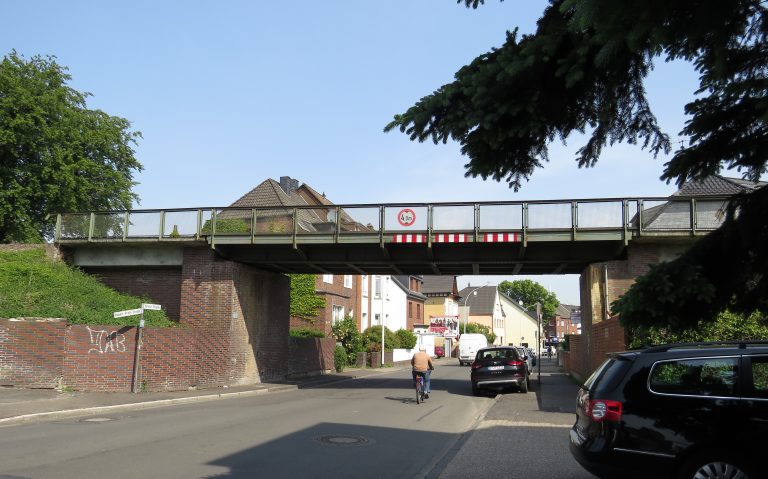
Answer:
[411, 346, 434, 399]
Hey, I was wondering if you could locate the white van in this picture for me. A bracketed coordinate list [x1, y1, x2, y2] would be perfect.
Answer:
[458, 334, 488, 366]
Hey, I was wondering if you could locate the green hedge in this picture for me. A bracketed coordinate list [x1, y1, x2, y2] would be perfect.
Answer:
[289, 328, 325, 338]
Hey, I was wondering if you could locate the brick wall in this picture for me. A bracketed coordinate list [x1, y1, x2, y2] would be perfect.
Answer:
[84, 267, 182, 320]
[562, 334, 584, 382]
[64, 324, 138, 391]
[1, 245, 311, 392]
[288, 337, 335, 377]
[0, 319, 66, 388]
[564, 317, 626, 382]
[589, 316, 627, 373]
[314, 275, 357, 336]
[575, 242, 668, 383]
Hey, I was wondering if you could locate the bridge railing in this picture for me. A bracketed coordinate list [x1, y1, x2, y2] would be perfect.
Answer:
[54, 197, 731, 244]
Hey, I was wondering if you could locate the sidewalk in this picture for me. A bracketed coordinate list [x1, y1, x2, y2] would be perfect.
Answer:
[436, 356, 582, 478]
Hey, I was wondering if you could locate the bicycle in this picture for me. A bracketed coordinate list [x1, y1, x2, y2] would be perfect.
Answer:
[415, 373, 426, 404]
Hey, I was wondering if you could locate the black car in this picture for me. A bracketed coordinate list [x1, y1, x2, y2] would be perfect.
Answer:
[569, 341, 768, 479]
[470, 346, 529, 395]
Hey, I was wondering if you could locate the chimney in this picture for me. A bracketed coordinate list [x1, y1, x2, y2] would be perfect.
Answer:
[279, 176, 299, 195]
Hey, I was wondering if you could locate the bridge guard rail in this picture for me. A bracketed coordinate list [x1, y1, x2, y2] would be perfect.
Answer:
[54, 197, 731, 245]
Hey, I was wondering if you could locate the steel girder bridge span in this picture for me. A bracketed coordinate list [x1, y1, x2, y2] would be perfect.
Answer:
[53, 196, 728, 276]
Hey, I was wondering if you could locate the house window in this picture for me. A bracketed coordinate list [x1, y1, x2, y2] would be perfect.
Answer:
[374, 313, 380, 325]
[374, 276, 381, 298]
[332, 305, 344, 324]
[362, 275, 368, 296]
[417, 304, 421, 320]
[408, 302, 413, 318]
[323, 274, 333, 284]
[344, 275, 352, 288]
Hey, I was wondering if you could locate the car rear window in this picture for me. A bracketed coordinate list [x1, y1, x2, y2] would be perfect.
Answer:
[476, 349, 519, 360]
[583, 356, 632, 393]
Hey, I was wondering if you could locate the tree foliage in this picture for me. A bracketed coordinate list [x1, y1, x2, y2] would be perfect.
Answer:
[498, 279, 559, 319]
[387, 1, 768, 328]
[463, 322, 497, 344]
[332, 315, 364, 364]
[0, 51, 143, 242]
[627, 310, 768, 349]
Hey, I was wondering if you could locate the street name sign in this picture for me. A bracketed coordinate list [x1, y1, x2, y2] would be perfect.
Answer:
[113, 308, 143, 318]
[142, 303, 162, 310]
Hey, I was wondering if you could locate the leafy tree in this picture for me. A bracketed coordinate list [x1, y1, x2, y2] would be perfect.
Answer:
[362, 325, 400, 351]
[498, 279, 558, 319]
[289, 274, 325, 321]
[395, 328, 418, 349]
[0, 51, 142, 243]
[332, 316, 364, 364]
[463, 322, 497, 344]
[386, 1, 768, 329]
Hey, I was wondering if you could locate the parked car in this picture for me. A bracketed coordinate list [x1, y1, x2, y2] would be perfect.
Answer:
[569, 341, 768, 479]
[526, 347, 537, 367]
[458, 334, 488, 366]
[470, 346, 529, 395]
[514, 346, 534, 373]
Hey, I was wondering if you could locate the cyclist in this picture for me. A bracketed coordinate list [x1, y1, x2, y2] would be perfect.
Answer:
[411, 346, 434, 399]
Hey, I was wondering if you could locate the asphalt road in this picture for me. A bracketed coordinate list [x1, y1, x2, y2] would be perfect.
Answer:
[0, 363, 491, 479]
[0, 360, 593, 479]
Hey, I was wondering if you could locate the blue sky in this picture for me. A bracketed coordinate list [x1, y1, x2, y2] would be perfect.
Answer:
[3, 1, 707, 304]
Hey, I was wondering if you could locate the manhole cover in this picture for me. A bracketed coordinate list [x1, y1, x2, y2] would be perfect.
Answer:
[313, 434, 373, 446]
[79, 417, 116, 423]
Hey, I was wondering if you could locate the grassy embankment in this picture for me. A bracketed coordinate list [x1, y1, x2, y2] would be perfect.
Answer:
[0, 247, 177, 326]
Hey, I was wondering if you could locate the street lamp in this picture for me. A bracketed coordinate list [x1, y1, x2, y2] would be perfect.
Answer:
[462, 286, 482, 334]
[380, 276, 388, 366]
[535, 302, 542, 385]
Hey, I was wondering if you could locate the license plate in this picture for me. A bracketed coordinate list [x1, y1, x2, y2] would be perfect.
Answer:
[488, 366, 504, 371]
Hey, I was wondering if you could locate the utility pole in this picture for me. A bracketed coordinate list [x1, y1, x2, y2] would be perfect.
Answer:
[536, 302, 542, 385]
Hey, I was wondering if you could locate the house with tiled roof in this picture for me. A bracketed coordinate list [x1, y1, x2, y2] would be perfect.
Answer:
[421, 276, 461, 337]
[458, 285, 504, 345]
[544, 303, 580, 346]
[634, 175, 767, 231]
[229, 176, 363, 336]
[498, 291, 540, 348]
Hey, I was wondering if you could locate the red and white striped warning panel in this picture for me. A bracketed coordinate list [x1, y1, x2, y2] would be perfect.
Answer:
[483, 232, 521, 242]
[392, 234, 427, 243]
[433, 233, 469, 243]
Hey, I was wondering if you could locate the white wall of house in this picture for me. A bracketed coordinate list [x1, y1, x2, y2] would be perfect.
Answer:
[491, 292, 505, 345]
[387, 280, 408, 331]
[363, 275, 407, 332]
[500, 295, 540, 349]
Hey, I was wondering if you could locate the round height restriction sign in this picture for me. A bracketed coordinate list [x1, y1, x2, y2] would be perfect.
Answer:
[397, 208, 416, 227]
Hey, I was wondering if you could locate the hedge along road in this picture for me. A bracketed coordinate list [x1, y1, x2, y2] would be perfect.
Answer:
[0, 359, 497, 479]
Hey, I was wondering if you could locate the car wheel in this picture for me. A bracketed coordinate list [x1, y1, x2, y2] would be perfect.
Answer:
[678, 451, 752, 479]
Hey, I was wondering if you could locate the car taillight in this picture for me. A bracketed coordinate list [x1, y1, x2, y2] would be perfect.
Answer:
[586, 399, 622, 422]
[471, 361, 483, 369]
[505, 360, 524, 367]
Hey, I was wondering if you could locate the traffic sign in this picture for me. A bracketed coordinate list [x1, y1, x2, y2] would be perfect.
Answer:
[142, 303, 162, 310]
[397, 208, 416, 227]
[113, 308, 143, 318]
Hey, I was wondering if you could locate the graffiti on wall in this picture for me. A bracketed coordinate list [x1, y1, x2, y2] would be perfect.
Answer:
[87, 326, 128, 354]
